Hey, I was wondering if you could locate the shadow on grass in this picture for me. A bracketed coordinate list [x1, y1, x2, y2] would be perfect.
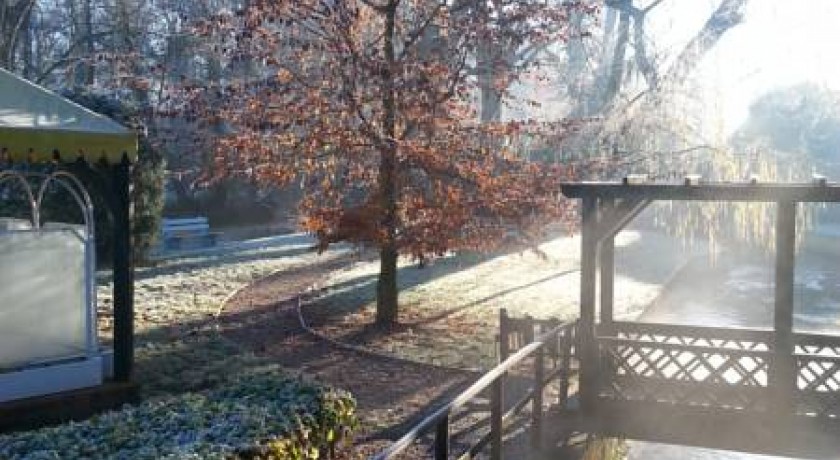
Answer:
[133, 245, 316, 281]
[407, 269, 580, 328]
[130, 252, 345, 398]
[308, 248, 551, 324]
[128, 254, 473, 411]
[129, 298, 517, 447]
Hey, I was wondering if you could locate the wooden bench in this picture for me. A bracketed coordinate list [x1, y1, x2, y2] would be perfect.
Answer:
[160, 217, 220, 251]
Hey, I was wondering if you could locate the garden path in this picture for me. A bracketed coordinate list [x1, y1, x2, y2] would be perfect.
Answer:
[218, 254, 479, 459]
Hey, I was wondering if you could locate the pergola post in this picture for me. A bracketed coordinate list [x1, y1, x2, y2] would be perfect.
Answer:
[580, 196, 600, 413]
[600, 199, 616, 335]
[771, 200, 797, 415]
[112, 155, 134, 382]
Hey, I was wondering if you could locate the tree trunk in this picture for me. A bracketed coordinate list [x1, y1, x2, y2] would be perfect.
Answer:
[479, 57, 502, 122]
[599, 5, 630, 112]
[21, 4, 32, 78]
[660, 0, 747, 87]
[66, 0, 94, 85]
[376, 1, 400, 326]
[377, 245, 399, 324]
[566, 3, 589, 116]
[116, 0, 150, 105]
[0, 0, 36, 71]
[82, 0, 94, 85]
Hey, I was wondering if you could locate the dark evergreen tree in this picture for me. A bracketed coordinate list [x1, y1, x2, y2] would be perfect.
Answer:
[63, 90, 165, 264]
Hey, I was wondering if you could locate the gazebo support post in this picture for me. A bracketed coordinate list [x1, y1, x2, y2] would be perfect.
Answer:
[112, 155, 134, 382]
[596, 198, 648, 334]
[580, 196, 600, 414]
[599, 199, 616, 335]
[771, 200, 796, 415]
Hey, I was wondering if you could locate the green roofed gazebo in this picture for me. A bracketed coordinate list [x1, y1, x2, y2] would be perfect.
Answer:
[0, 67, 137, 163]
[0, 68, 137, 431]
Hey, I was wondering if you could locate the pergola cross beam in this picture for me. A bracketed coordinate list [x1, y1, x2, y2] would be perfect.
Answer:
[596, 198, 651, 243]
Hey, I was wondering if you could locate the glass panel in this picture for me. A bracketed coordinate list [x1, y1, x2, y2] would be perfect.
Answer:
[0, 228, 86, 370]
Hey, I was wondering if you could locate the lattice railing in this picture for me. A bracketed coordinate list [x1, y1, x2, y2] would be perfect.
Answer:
[795, 333, 840, 418]
[607, 322, 772, 352]
[598, 322, 773, 411]
[795, 333, 840, 357]
[593, 323, 840, 417]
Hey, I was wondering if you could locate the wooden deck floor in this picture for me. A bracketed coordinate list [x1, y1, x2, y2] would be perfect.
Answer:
[545, 400, 840, 459]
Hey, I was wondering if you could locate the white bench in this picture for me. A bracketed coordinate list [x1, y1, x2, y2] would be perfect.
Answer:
[161, 217, 220, 251]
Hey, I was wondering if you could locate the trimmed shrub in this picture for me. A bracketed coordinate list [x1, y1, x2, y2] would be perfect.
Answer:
[131, 135, 166, 263]
[62, 89, 165, 264]
[0, 371, 357, 460]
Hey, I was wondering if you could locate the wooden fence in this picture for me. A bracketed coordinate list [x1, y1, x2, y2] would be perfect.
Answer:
[371, 311, 577, 460]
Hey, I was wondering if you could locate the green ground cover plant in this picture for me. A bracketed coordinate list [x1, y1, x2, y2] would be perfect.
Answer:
[0, 370, 356, 460]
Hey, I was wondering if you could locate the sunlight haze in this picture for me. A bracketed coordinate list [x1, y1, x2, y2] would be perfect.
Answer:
[667, 0, 840, 133]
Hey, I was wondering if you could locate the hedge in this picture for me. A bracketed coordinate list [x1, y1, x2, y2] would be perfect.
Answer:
[0, 371, 357, 460]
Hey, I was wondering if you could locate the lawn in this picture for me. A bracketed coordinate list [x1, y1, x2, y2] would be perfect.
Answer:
[305, 230, 695, 370]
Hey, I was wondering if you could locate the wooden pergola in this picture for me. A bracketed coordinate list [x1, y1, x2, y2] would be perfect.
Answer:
[557, 181, 840, 458]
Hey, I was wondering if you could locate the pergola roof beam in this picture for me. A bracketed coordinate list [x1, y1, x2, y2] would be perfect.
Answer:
[561, 182, 840, 203]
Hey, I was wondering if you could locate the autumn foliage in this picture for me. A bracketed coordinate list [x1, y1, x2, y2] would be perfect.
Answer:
[177, 0, 592, 324]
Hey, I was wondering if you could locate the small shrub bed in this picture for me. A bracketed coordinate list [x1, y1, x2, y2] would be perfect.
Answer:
[0, 371, 357, 460]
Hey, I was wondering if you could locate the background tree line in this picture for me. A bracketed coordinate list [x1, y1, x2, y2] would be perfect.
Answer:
[2, 0, 781, 322]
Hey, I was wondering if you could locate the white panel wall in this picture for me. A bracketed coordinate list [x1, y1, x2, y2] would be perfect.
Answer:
[0, 228, 86, 370]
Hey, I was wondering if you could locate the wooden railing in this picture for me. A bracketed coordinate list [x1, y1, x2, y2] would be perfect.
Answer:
[795, 332, 840, 418]
[603, 321, 773, 349]
[370, 314, 577, 460]
[596, 322, 774, 411]
[593, 322, 840, 418]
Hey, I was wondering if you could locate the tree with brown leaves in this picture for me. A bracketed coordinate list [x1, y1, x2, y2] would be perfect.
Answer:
[179, 0, 590, 325]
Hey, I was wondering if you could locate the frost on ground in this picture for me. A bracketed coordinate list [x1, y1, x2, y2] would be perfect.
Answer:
[307, 231, 696, 370]
[95, 237, 347, 395]
[98, 239, 336, 340]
